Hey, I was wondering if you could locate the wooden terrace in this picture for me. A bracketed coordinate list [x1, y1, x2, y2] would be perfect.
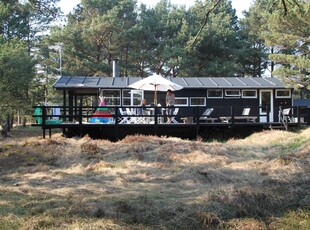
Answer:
[32, 105, 305, 141]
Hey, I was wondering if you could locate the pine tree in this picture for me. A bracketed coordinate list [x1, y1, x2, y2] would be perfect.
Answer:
[263, 0, 310, 97]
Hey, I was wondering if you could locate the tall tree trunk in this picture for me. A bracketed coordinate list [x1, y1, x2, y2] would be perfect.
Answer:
[258, 42, 262, 77]
[7, 116, 11, 132]
[10, 114, 14, 129]
[23, 116, 27, 127]
[270, 47, 274, 77]
[1, 122, 9, 137]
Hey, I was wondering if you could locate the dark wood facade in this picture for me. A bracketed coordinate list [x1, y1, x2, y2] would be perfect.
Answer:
[54, 76, 296, 122]
[31, 76, 306, 140]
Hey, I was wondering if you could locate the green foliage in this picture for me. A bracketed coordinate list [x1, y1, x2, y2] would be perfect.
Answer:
[239, 1, 271, 77]
[269, 209, 310, 230]
[49, 0, 137, 76]
[261, 0, 310, 94]
[0, 39, 35, 120]
[0, 0, 61, 43]
[0, 0, 61, 122]
[49, 0, 258, 77]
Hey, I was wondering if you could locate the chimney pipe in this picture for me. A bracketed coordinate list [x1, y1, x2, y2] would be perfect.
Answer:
[112, 59, 119, 78]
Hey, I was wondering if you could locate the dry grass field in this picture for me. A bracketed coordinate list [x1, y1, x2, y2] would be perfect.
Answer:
[0, 126, 309, 229]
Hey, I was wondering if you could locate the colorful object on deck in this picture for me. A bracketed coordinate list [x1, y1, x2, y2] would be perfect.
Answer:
[34, 104, 42, 124]
[99, 100, 106, 106]
[45, 119, 62, 124]
[90, 98, 112, 123]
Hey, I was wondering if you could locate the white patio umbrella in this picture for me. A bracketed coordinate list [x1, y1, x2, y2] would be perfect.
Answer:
[128, 73, 183, 105]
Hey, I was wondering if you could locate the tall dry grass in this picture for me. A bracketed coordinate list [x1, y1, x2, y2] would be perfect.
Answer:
[0, 126, 309, 229]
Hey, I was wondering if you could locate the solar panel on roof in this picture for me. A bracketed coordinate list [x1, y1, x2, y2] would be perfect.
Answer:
[55, 76, 71, 84]
[53, 76, 288, 89]
[212, 78, 232, 87]
[170, 78, 187, 86]
[182, 78, 201, 87]
[97, 78, 113, 87]
[128, 77, 142, 85]
[66, 77, 85, 85]
[113, 77, 129, 86]
[83, 77, 100, 86]
[197, 78, 217, 86]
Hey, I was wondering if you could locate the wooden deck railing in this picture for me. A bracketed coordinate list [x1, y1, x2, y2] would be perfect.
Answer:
[32, 105, 305, 126]
[32, 105, 305, 139]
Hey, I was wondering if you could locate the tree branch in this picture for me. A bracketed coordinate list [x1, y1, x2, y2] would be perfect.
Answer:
[281, 0, 288, 15]
[188, 0, 222, 49]
[281, 0, 300, 16]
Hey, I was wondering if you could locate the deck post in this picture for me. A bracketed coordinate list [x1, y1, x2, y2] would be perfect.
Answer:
[231, 106, 235, 126]
[42, 105, 46, 139]
[75, 95, 78, 121]
[297, 106, 300, 126]
[68, 92, 74, 122]
[115, 107, 119, 140]
[78, 96, 83, 137]
[154, 106, 158, 136]
[62, 90, 66, 135]
[196, 107, 200, 138]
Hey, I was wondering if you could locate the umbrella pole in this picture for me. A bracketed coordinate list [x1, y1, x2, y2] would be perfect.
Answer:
[154, 85, 157, 105]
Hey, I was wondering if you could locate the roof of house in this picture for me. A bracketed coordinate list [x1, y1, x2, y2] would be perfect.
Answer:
[53, 76, 287, 90]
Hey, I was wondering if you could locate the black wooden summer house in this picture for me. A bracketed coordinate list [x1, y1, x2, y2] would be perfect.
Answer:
[33, 76, 305, 140]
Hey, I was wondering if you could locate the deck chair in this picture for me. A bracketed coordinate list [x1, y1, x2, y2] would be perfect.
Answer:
[199, 108, 217, 123]
[52, 107, 61, 120]
[118, 108, 131, 124]
[125, 108, 134, 123]
[171, 108, 179, 124]
[282, 108, 293, 123]
[157, 104, 164, 124]
[126, 108, 146, 124]
[242, 108, 250, 116]
[234, 108, 257, 122]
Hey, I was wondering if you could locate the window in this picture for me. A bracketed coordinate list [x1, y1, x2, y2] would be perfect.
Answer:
[101, 89, 120, 106]
[276, 89, 291, 98]
[225, 89, 241, 97]
[122, 89, 143, 106]
[174, 97, 188, 106]
[207, 89, 223, 98]
[242, 90, 257, 98]
[190, 97, 206, 106]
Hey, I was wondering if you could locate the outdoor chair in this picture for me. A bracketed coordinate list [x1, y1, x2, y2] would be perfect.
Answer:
[118, 108, 131, 124]
[234, 108, 257, 122]
[125, 108, 136, 123]
[220, 108, 257, 123]
[199, 108, 217, 123]
[157, 104, 164, 124]
[281, 108, 293, 123]
[126, 108, 147, 124]
[52, 107, 61, 120]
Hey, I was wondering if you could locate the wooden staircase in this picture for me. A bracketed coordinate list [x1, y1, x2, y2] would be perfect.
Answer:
[269, 124, 287, 130]
[270, 107, 293, 131]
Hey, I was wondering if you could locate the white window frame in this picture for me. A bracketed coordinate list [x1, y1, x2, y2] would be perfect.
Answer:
[242, 90, 257, 98]
[276, 89, 291, 98]
[190, 97, 206, 106]
[225, 89, 241, 98]
[100, 89, 121, 106]
[207, 89, 223, 98]
[174, 97, 188, 106]
[122, 89, 144, 106]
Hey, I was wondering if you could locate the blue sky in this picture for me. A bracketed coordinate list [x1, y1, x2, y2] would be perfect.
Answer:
[58, 0, 253, 18]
